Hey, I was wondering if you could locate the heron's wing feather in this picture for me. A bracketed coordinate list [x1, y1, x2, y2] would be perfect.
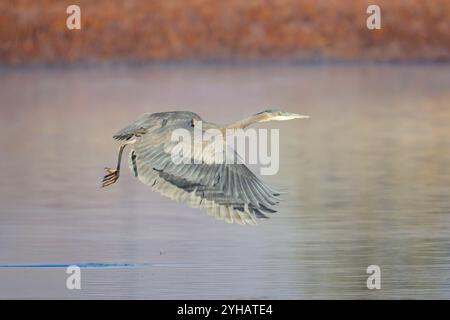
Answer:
[130, 123, 280, 225]
[113, 113, 156, 141]
[113, 111, 202, 141]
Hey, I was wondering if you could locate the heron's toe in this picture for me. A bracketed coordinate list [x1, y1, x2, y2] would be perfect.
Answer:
[102, 169, 120, 187]
[104, 167, 117, 174]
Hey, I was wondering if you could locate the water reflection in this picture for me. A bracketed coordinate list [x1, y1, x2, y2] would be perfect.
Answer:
[0, 64, 449, 299]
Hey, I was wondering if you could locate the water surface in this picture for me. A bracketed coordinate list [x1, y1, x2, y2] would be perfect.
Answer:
[0, 64, 449, 299]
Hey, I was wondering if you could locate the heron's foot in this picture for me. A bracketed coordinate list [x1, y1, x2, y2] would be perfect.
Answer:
[102, 167, 120, 187]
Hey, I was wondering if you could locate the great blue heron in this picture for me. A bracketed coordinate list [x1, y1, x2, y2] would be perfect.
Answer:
[102, 110, 309, 225]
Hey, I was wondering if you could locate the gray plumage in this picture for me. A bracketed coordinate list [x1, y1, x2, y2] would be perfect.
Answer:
[102, 110, 309, 225]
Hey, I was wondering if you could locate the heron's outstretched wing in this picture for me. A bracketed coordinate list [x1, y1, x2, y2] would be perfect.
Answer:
[129, 123, 281, 225]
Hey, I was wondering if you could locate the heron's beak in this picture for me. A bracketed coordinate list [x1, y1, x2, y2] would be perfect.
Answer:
[276, 112, 310, 121]
[290, 113, 310, 119]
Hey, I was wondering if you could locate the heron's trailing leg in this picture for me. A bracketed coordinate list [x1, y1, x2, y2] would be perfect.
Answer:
[102, 139, 136, 187]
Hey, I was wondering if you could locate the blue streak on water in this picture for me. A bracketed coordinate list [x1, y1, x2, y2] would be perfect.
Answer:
[0, 262, 149, 269]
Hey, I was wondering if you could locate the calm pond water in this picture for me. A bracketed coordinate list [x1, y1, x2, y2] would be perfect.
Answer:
[0, 64, 449, 299]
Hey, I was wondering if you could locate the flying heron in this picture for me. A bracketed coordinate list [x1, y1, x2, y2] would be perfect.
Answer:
[102, 110, 309, 225]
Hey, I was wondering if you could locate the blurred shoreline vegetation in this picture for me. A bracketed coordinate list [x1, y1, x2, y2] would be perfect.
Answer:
[0, 0, 449, 65]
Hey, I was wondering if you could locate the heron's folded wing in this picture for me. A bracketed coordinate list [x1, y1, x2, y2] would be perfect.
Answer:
[112, 113, 158, 141]
[131, 124, 281, 225]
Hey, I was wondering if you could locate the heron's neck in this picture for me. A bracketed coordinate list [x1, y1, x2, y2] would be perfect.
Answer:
[224, 113, 268, 129]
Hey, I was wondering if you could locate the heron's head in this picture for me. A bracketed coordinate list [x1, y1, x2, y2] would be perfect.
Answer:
[256, 109, 310, 122]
